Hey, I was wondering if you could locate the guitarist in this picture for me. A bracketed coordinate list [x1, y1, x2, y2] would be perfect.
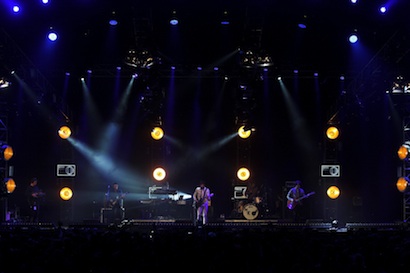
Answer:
[107, 182, 126, 223]
[286, 180, 306, 223]
[25, 177, 45, 223]
[192, 180, 212, 225]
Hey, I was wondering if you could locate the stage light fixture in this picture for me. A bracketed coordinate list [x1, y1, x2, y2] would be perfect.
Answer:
[153, 167, 166, 181]
[47, 28, 58, 42]
[348, 32, 358, 44]
[58, 125, 72, 139]
[0, 144, 13, 161]
[240, 49, 273, 68]
[405, 82, 410, 93]
[398, 142, 410, 160]
[326, 126, 339, 140]
[396, 177, 409, 193]
[60, 187, 73, 201]
[240, 50, 256, 68]
[124, 49, 159, 69]
[327, 185, 340, 199]
[297, 15, 308, 29]
[170, 10, 178, 25]
[220, 11, 230, 25]
[151, 127, 164, 140]
[237, 167, 250, 181]
[256, 50, 274, 67]
[238, 125, 251, 139]
[109, 11, 118, 26]
[5, 178, 16, 193]
[0, 78, 11, 89]
[391, 76, 409, 94]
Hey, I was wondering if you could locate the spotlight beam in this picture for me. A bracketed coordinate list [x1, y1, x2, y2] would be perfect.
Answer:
[66, 137, 146, 190]
[98, 77, 135, 153]
[279, 79, 317, 162]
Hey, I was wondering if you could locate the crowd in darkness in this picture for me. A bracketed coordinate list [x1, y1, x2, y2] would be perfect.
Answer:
[0, 225, 410, 273]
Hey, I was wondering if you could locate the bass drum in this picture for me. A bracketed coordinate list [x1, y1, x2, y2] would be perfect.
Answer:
[243, 203, 259, 220]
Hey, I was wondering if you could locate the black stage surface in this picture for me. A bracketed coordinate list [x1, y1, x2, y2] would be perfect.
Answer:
[1, 219, 407, 233]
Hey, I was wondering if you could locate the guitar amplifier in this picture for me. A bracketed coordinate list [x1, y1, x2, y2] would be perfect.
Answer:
[100, 208, 112, 223]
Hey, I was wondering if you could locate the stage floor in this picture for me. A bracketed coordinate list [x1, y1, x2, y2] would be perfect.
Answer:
[1, 218, 407, 233]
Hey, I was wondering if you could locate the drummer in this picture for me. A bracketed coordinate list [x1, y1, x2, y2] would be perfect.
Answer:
[246, 181, 261, 203]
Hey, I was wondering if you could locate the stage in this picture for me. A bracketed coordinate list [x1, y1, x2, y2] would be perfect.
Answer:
[1, 218, 407, 233]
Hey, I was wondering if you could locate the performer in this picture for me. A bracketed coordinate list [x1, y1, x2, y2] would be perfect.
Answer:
[286, 180, 306, 223]
[106, 182, 126, 224]
[246, 180, 259, 202]
[25, 177, 45, 223]
[192, 180, 213, 225]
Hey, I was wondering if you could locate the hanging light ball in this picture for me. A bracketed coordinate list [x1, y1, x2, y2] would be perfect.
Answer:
[58, 126, 72, 139]
[327, 185, 341, 199]
[238, 126, 251, 139]
[60, 187, 73, 201]
[326, 126, 339, 140]
[397, 177, 409, 193]
[153, 167, 166, 181]
[237, 167, 250, 181]
[151, 127, 164, 140]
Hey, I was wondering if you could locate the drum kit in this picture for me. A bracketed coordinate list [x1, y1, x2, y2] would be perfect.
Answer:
[235, 196, 265, 220]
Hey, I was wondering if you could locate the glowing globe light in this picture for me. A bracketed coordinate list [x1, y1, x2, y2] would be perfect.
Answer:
[349, 34, 358, 44]
[238, 126, 251, 139]
[326, 126, 340, 140]
[58, 126, 72, 139]
[397, 177, 409, 193]
[151, 127, 164, 140]
[327, 186, 341, 199]
[12, 6, 20, 13]
[237, 167, 250, 181]
[153, 167, 166, 181]
[60, 187, 73, 201]
[48, 32, 58, 41]
[5, 178, 16, 193]
[398, 144, 410, 160]
[1, 145, 13, 161]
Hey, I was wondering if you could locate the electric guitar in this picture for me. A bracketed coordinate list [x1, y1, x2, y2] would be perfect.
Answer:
[109, 192, 128, 208]
[195, 193, 214, 208]
[33, 191, 46, 198]
[287, 192, 315, 210]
